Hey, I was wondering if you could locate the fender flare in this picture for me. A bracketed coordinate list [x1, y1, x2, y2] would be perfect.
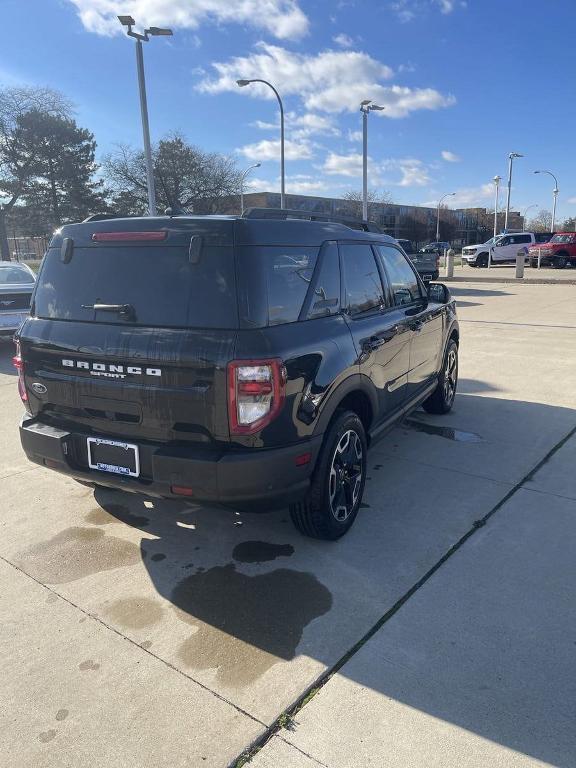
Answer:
[312, 373, 378, 437]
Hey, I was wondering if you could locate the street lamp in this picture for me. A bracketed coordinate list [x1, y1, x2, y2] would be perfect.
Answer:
[237, 79, 285, 209]
[360, 100, 384, 221]
[533, 170, 559, 232]
[436, 192, 456, 241]
[240, 163, 261, 215]
[493, 175, 501, 238]
[118, 16, 173, 217]
[522, 204, 538, 231]
[504, 152, 523, 231]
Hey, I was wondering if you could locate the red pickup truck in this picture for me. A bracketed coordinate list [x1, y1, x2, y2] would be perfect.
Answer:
[528, 232, 576, 268]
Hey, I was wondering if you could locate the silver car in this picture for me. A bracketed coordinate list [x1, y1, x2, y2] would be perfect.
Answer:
[0, 262, 36, 337]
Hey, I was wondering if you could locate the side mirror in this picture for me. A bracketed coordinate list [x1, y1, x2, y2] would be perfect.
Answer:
[428, 282, 451, 304]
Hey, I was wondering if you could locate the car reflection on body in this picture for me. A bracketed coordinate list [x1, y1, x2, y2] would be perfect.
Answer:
[0, 262, 36, 337]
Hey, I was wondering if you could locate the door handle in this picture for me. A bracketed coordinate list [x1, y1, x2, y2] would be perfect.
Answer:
[363, 326, 398, 351]
[409, 320, 423, 333]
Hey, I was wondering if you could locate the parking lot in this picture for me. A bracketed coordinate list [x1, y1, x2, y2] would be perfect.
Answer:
[1, 281, 576, 767]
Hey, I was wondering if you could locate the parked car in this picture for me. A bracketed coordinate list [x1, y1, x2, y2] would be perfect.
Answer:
[528, 232, 576, 268]
[420, 241, 450, 254]
[15, 210, 459, 540]
[463, 232, 550, 267]
[395, 238, 439, 282]
[0, 262, 36, 337]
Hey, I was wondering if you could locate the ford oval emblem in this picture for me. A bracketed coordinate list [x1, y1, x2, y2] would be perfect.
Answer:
[31, 382, 47, 395]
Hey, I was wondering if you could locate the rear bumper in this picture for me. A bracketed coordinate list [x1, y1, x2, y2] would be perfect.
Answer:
[19, 416, 323, 509]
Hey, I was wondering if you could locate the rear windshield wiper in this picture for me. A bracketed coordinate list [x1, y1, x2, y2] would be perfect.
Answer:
[82, 303, 136, 320]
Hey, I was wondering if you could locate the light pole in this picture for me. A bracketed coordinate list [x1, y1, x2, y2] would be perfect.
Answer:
[493, 175, 501, 238]
[240, 163, 261, 215]
[534, 170, 559, 232]
[118, 16, 172, 217]
[504, 152, 523, 230]
[436, 192, 456, 241]
[360, 100, 384, 221]
[522, 204, 538, 231]
[237, 79, 285, 209]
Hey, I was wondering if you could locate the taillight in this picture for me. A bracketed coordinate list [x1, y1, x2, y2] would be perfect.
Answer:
[228, 359, 286, 435]
[91, 231, 167, 242]
[12, 340, 27, 403]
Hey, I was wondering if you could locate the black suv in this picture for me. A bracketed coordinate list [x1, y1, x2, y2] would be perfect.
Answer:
[15, 210, 459, 539]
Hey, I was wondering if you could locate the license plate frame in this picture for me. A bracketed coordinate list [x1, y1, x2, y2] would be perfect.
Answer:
[87, 437, 140, 477]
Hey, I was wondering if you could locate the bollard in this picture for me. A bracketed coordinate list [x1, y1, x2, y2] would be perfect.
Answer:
[445, 248, 455, 278]
[537, 247, 541, 269]
[515, 248, 525, 279]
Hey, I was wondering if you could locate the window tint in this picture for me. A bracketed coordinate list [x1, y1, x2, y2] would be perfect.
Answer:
[306, 242, 340, 320]
[341, 243, 385, 315]
[512, 234, 532, 244]
[498, 236, 510, 246]
[34, 245, 238, 329]
[375, 244, 421, 306]
[265, 247, 318, 325]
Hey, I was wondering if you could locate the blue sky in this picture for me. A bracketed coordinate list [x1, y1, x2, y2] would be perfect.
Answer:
[2, 0, 576, 220]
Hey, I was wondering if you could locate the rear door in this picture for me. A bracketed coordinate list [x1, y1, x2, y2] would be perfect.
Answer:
[22, 227, 238, 445]
[340, 242, 412, 420]
[375, 244, 444, 401]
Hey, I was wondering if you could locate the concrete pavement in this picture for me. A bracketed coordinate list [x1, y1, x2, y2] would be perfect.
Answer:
[0, 280, 575, 767]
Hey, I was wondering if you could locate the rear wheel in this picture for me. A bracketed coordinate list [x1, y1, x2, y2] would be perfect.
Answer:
[422, 339, 458, 415]
[554, 254, 567, 269]
[290, 411, 367, 540]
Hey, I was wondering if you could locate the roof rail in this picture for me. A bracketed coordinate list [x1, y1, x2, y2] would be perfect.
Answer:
[82, 213, 125, 222]
[242, 207, 384, 233]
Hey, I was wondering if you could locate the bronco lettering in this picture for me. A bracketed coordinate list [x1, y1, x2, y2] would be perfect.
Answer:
[62, 359, 161, 377]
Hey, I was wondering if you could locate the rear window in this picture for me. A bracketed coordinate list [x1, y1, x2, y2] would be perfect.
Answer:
[550, 234, 575, 244]
[0, 265, 34, 285]
[34, 245, 238, 329]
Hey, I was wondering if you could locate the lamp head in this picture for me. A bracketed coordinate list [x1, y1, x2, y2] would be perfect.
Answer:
[237, 79, 251, 87]
[118, 15, 135, 26]
[254, 163, 261, 168]
[360, 99, 372, 106]
[510, 152, 524, 158]
[493, 175, 501, 183]
[370, 104, 385, 111]
[147, 27, 173, 35]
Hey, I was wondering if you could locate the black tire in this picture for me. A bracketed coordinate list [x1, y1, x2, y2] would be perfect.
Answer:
[290, 411, 367, 540]
[422, 339, 458, 415]
[554, 254, 567, 269]
[476, 253, 488, 268]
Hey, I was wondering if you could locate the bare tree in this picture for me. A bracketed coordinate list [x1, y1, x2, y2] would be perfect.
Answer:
[528, 209, 553, 233]
[103, 133, 243, 215]
[341, 188, 393, 220]
[0, 86, 72, 259]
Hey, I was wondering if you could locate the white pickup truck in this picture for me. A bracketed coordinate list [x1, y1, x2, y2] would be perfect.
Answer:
[462, 232, 551, 267]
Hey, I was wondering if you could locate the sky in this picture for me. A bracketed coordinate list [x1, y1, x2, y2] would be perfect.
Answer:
[1, 0, 576, 220]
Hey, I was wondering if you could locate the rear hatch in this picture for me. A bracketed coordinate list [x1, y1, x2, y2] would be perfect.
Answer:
[19, 217, 238, 446]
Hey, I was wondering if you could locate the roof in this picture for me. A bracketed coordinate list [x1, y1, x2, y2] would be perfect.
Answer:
[50, 213, 397, 249]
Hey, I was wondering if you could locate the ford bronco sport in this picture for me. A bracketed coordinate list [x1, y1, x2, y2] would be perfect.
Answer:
[15, 209, 459, 539]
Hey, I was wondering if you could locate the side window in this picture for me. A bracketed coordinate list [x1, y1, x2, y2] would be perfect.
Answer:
[498, 236, 510, 246]
[375, 244, 422, 307]
[517, 234, 531, 244]
[306, 242, 340, 320]
[340, 243, 385, 316]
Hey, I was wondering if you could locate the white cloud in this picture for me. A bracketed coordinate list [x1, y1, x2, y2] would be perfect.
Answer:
[398, 62, 416, 73]
[67, 0, 309, 40]
[246, 174, 329, 195]
[323, 152, 364, 177]
[199, 42, 455, 117]
[391, 0, 462, 22]
[441, 184, 494, 207]
[567, 196, 576, 204]
[333, 33, 354, 48]
[322, 153, 431, 187]
[347, 129, 363, 142]
[441, 150, 461, 162]
[237, 138, 312, 162]
[251, 111, 339, 139]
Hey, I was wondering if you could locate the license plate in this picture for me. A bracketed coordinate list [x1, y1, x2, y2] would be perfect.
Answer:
[87, 437, 140, 477]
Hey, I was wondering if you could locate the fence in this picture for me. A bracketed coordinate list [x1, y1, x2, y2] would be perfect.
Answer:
[7, 236, 50, 262]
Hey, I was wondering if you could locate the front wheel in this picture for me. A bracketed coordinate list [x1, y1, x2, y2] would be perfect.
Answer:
[290, 411, 367, 540]
[476, 253, 488, 268]
[554, 255, 567, 269]
[422, 339, 458, 415]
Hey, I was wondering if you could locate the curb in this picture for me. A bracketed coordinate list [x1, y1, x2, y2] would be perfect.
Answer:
[443, 274, 576, 286]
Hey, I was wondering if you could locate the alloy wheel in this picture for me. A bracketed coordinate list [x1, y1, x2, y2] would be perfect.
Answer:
[329, 429, 364, 522]
[444, 348, 458, 405]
